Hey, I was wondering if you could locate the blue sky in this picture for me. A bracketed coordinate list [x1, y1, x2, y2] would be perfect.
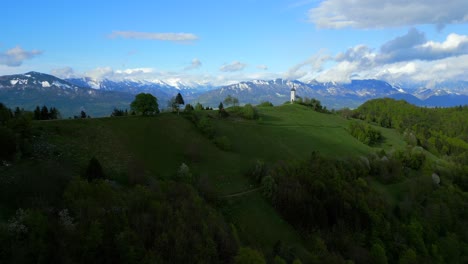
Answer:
[1, 0, 467, 86]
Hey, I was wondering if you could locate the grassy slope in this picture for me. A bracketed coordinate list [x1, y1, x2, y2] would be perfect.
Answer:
[37, 103, 406, 258]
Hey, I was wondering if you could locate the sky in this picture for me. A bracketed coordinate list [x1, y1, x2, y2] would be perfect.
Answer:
[1, 0, 467, 86]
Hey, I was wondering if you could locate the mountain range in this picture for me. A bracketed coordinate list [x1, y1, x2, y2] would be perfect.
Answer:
[0, 71, 467, 117]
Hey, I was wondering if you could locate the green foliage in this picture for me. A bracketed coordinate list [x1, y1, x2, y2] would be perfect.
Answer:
[197, 116, 215, 139]
[0, 103, 13, 125]
[348, 121, 382, 145]
[111, 108, 127, 117]
[0, 126, 16, 161]
[295, 97, 324, 112]
[273, 255, 287, 264]
[218, 102, 229, 117]
[356, 98, 468, 159]
[398, 248, 417, 264]
[257, 101, 273, 107]
[261, 175, 275, 198]
[292, 259, 303, 264]
[176, 162, 192, 183]
[32, 105, 60, 120]
[242, 104, 259, 120]
[195, 102, 204, 111]
[184, 104, 194, 112]
[84, 157, 105, 182]
[370, 243, 388, 264]
[0, 175, 238, 263]
[235, 247, 266, 264]
[224, 95, 239, 107]
[175, 92, 185, 106]
[130, 93, 159, 115]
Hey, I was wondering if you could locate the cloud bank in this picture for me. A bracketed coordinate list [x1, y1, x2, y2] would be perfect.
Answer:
[0, 46, 42, 67]
[288, 29, 468, 84]
[309, 0, 468, 29]
[109, 31, 199, 42]
[184, 58, 202, 71]
[219, 61, 247, 72]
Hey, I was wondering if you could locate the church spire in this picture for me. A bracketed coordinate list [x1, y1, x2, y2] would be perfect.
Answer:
[290, 83, 296, 103]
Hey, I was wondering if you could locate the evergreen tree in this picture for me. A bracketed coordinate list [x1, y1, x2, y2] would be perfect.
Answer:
[175, 92, 185, 105]
[49, 107, 60, 119]
[34, 106, 41, 120]
[41, 105, 49, 120]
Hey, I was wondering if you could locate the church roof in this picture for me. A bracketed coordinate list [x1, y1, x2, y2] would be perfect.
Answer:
[290, 87, 296, 91]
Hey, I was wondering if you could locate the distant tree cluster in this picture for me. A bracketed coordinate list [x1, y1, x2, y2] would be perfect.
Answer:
[223, 95, 239, 107]
[110, 108, 128, 117]
[257, 101, 274, 107]
[33, 105, 60, 120]
[295, 97, 327, 112]
[0, 103, 34, 162]
[355, 98, 468, 160]
[348, 121, 382, 145]
[73, 110, 90, 119]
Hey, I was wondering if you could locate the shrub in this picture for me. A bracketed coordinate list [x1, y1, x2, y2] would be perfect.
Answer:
[258, 101, 273, 107]
[242, 104, 259, 120]
[197, 117, 215, 138]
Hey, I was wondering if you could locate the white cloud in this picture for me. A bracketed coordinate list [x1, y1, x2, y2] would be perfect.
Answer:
[285, 52, 331, 80]
[219, 61, 247, 72]
[109, 31, 199, 42]
[184, 58, 202, 71]
[293, 29, 468, 84]
[420, 33, 468, 52]
[0, 46, 42, 67]
[315, 60, 361, 83]
[115, 68, 154, 75]
[309, 0, 468, 29]
[376, 30, 468, 63]
[84, 67, 115, 80]
[51, 67, 77, 79]
[256, 64, 268, 70]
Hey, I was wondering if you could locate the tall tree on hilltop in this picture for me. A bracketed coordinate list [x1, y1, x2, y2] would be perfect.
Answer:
[175, 92, 185, 115]
[130, 93, 159, 115]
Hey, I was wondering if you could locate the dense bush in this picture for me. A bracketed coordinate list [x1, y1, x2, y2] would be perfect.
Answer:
[241, 104, 259, 120]
[258, 101, 273, 107]
[348, 121, 382, 145]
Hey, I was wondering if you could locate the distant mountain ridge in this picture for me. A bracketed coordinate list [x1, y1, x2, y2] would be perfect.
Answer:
[0, 72, 133, 117]
[0, 72, 467, 117]
[197, 78, 467, 109]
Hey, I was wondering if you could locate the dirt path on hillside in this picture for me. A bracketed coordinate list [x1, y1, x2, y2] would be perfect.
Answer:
[222, 187, 262, 198]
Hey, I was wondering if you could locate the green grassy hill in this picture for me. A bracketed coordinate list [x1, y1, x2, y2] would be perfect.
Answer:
[32, 104, 407, 258]
[40, 104, 405, 192]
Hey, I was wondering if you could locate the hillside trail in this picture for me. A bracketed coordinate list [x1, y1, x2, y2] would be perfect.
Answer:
[222, 187, 262, 198]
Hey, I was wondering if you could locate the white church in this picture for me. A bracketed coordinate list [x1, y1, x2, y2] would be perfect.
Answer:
[290, 84, 296, 103]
